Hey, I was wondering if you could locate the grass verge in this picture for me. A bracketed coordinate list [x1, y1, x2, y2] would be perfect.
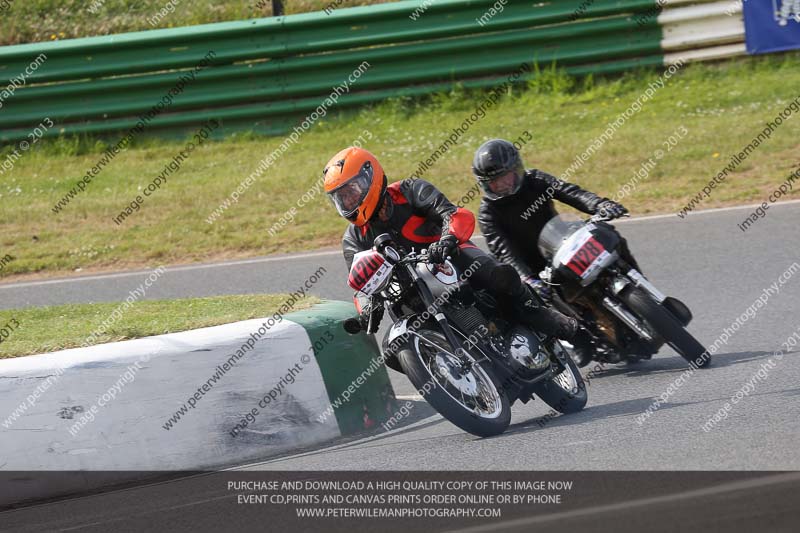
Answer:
[0, 0, 391, 46]
[0, 294, 319, 358]
[1, 53, 799, 279]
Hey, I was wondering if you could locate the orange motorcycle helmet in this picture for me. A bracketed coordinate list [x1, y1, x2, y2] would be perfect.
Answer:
[323, 146, 387, 227]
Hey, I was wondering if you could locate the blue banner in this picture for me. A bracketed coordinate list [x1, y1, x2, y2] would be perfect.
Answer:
[744, 0, 800, 54]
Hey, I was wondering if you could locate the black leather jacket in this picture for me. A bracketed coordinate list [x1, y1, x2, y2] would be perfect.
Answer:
[478, 169, 607, 279]
[342, 178, 475, 270]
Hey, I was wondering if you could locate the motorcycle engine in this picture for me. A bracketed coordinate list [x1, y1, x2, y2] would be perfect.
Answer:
[505, 325, 550, 377]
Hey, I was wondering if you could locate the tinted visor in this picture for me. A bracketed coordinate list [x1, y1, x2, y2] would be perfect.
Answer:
[327, 162, 373, 219]
[478, 167, 523, 200]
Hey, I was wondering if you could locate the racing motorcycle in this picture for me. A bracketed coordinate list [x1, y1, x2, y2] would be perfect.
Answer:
[343, 233, 587, 437]
[537, 213, 709, 367]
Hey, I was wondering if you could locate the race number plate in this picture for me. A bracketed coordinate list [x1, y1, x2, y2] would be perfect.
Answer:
[565, 236, 608, 279]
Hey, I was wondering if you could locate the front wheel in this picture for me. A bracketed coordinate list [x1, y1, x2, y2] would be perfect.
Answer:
[619, 287, 710, 368]
[397, 329, 511, 437]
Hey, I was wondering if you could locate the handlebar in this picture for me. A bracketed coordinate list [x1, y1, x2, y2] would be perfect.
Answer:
[397, 248, 431, 265]
[588, 213, 630, 224]
[396, 248, 454, 266]
[372, 232, 450, 266]
[374, 232, 433, 265]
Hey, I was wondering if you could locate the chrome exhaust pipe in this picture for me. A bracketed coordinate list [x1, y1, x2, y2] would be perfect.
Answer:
[627, 269, 666, 304]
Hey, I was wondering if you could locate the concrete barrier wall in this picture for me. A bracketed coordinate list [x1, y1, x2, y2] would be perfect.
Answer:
[0, 300, 395, 506]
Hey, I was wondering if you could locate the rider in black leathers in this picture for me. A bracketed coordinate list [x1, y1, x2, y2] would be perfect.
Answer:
[473, 139, 637, 365]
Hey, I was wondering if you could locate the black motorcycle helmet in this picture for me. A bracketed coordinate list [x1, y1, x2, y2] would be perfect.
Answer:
[472, 139, 526, 200]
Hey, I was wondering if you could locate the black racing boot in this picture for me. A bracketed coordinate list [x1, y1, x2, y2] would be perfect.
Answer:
[513, 284, 597, 367]
[512, 284, 580, 341]
[490, 264, 581, 341]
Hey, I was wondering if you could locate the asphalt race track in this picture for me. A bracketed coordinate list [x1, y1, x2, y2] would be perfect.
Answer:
[244, 203, 800, 470]
[2, 202, 799, 469]
[1, 202, 799, 530]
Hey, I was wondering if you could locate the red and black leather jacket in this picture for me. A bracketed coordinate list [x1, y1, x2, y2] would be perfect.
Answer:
[342, 178, 475, 270]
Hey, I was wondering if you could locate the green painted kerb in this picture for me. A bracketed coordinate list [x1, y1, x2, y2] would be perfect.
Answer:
[286, 300, 398, 436]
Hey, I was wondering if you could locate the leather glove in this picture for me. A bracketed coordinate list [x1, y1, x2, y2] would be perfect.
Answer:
[428, 234, 458, 264]
[523, 276, 552, 301]
[597, 200, 628, 220]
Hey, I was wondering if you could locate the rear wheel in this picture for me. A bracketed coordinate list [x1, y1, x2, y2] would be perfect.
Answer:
[532, 342, 587, 414]
[619, 287, 710, 368]
[397, 329, 511, 437]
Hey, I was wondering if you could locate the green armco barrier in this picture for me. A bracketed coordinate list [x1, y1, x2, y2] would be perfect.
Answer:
[0, 0, 670, 142]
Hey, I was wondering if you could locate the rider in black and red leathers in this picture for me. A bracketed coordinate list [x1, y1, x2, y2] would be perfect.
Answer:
[322, 146, 583, 355]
